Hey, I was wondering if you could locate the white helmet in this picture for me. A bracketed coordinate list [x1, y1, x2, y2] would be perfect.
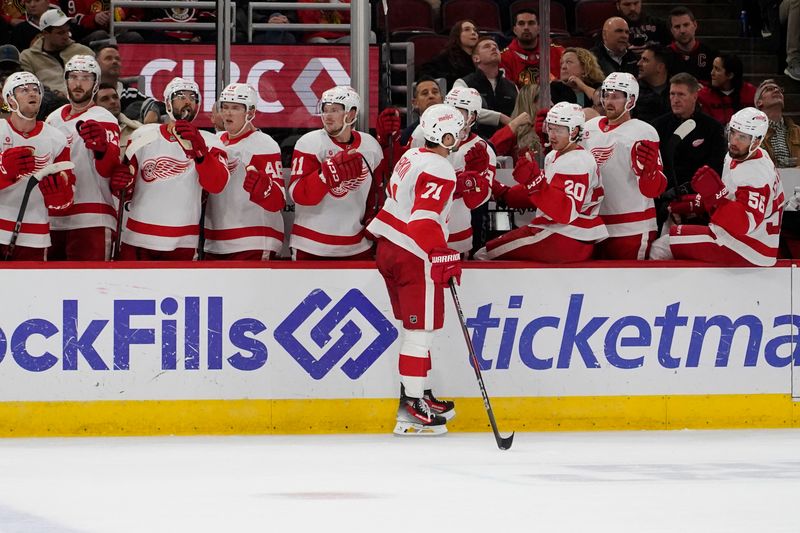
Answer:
[601, 72, 639, 110]
[445, 86, 482, 119]
[2, 71, 41, 120]
[219, 82, 257, 110]
[420, 103, 465, 151]
[319, 85, 360, 115]
[728, 107, 769, 159]
[64, 55, 101, 83]
[164, 77, 200, 121]
[546, 102, 585, 144]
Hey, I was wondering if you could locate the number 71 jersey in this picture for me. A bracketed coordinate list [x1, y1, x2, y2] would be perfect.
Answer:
[366, 147, 456, 259]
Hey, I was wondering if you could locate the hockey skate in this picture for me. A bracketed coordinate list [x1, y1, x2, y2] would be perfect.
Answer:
[424, 389, 456, 421]
[393, 395, 447, 436]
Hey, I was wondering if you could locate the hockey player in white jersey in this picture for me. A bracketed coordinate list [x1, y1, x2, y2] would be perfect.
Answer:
[581, 72, 667, 259]
[46, 55, 120, 260]
[112, 77, 229, 261]
[0, 72, 75, 260]
[203, 83, 285, 260]
[442, 87, 496, 254]
[667, 107, 783, 266]
[477, 102, 607, 261]
[288, 86, 385, 259]
[367, 104, 465, 435]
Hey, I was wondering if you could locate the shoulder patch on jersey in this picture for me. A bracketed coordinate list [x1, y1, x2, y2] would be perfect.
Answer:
[141, 157, 193, 182]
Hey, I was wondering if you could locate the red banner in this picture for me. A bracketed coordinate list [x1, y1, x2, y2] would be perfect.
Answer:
[118, 44, 380, 129]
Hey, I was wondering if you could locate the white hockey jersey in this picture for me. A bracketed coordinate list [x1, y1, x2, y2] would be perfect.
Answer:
[366, 147, 456, 259]
[205, 129, 285, 255]
[0, 120, 70, 248]
[46, 104, 120, 231]
[122, 123, 228, 252]
[289, 129, 383, 257]
[529, 147, 608, 242]
[711, 148, 783, 266]
[446, 133, 496, 252]
[581, 116, 660, 237]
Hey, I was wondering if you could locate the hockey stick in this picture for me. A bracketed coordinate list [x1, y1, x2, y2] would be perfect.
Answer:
[449, 279, 514, 450]
[5, 161, 75, 260]
[109, 126, 160, 260]
[172, 109, 208, 260]
[663, 119, 697, 197]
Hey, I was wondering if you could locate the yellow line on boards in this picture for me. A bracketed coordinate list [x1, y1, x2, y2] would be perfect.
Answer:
[0, 395, 797, 437]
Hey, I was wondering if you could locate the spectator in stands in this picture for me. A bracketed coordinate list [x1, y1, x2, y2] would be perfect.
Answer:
[251, 9, 297, 44]
[616, 0, 670, 53]
[634, 44, 670, 123]
[418, 19, 478, 91]
[665, 7, 717, 85]
[781, 0, 800, 80]
[64, 0, 144, 45]
[455, 36, 517, 139]
[95, 44, 160, 124]
[400, 76, 443, 147]
[698, 54, 756, 125]
[754, 78, 800, 167]
[20, 9, 93, 99]
[94, 82, 142, 157]
[10, 0, 54, 51]
[146, 6, 216, 43]
[551, 47, 605, 109]
[0, 45, 23, 120]
[500, 9, 564, 88]
[652, 72, 725, 229]
[297, 0, 375, 44]
[1, 0, 25, 26]
[507, 82, 540, 158]
[591, 17, 639, 77]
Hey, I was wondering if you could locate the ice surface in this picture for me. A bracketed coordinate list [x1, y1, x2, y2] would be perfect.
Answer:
[0, 429, 795, 532]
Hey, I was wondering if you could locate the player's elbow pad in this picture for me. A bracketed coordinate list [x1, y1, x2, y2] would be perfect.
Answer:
[711, 200, 750, 236]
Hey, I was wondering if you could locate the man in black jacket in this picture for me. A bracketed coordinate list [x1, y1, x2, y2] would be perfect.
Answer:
[591, 17, 639, 77]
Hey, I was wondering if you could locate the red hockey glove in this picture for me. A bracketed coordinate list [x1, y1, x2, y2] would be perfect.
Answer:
[633, 139, 661, 179]
[77, 120, 109, 153]
[691, 165, 728, 210]
[524, 172, 547, 195]
[0, 146, 35, 187]
[376, 107, 401, 147]
[534, 108, 550, 146]
[512, 152, 541, 186]
[463, 141, 490, 173]
[668, 193, 703, 216]
[110, 164, 135, 197]
[243, 165, 274, 203]
[454, 170, 481, 199]
[174, 120, 208, 161]
[429, 247, 462, 286]
[321, 149, 363, 192]
[39, 171, 74, 210]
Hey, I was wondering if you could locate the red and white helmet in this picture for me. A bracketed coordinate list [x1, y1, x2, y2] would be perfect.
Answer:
[219, 82, 257, 110]
[64, 55, 101, 83]
[601, 72, 639, 110]
[420, 103, 465, 151]
[729, 106, 769, 140]
[2, 71, 41, 105]
[319, 85, 360, 115]
[445, 86, 482, 123]
[164, 77, 200, 120]
[2, 71, 41, 120]
[546, 102, 585, 145]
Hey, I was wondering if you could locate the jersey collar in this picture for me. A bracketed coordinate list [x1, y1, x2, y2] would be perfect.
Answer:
[5, 117, 43, 138]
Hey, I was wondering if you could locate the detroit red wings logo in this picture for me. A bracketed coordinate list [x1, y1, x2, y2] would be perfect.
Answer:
[226, 156, 240, 175]
[66, 132, 76, 147]
[0, 151, 50, 175]
[140, 157, 193, 182]
[590, 146, 615, 168]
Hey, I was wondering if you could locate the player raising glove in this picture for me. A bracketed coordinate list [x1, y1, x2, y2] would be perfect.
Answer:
[174, 119, 209, 162]
[429, 247, 462, 286]
[243, 165, 282, 211]
[633, 139, 666, 197]
[321, 149, 364, 195]
[463, 140, 490, 173]
[376, 107, 401, 147]
[39, 171, 75, 210]
[691, 165, 729, 211]
[110, 164, 135, 198]
[77, 120, 109, 155]
[0, 146, 35, 189]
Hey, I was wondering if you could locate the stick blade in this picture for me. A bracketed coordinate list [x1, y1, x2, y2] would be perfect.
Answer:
[496, 432, 515, 450]
[673, 119, 697, 140]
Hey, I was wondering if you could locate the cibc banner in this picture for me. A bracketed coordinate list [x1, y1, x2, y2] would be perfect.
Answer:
[0, 265, 795, 402]
[118, 44, 380, 129]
